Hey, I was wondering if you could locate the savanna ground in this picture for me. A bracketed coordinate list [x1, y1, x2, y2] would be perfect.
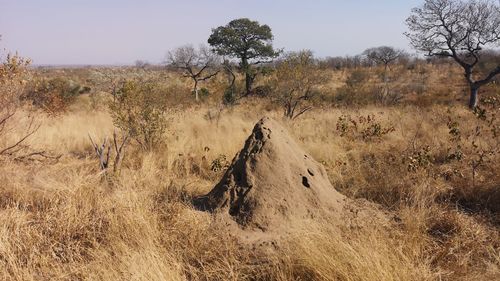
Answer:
[0, 60, 499, 281]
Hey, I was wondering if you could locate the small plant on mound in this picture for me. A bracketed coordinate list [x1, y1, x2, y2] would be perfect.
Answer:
[210, 154, 229, 172]
[405, 145, 434, 172]
[108, 80, 170, 150]
[336, 113, 395, 141]
[446, 117, 464, 162]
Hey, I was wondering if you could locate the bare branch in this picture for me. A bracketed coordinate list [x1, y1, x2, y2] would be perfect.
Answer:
[406, 0, 500, 108]
[167, 44, 221, 100]
[0, 118, 40, 155]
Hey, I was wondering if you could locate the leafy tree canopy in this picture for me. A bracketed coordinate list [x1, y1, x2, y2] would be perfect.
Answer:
[208, 18, 280, 64]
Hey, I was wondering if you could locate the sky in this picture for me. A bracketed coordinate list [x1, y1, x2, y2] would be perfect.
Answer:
[0, 0, 423, 65]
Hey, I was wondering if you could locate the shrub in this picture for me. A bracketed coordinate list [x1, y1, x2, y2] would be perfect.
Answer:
[0, 53, 39, 157]
[445, 103, 499, 188]
[336, 113, 395, 141]
[197, 87, 210, 99]
[210, 154, 229, 172]
[250, 85, 272, 97]
[272, 50, 328, 119]
[346, 69, 370, 88]
[405, 145, 434, 172]
[223, 87, 237, 105]
[334, 69, 377, 105]
[108, 80, 170, 150]
[25, 77, 90, 114]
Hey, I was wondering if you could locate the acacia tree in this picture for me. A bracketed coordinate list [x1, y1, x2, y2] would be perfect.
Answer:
[273, 50, 328, 120]
[406, 0, 500, 109]
[167, 45, 220, 101]
[363, 46, 406, 71]
[208, 18, 280, 97]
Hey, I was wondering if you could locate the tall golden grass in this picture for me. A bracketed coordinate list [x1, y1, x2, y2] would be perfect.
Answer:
[1, 96, 498, 281]
[0, 62, 499, 280]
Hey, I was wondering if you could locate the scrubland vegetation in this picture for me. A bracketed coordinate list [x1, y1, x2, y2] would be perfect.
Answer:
[1, 56, 498, 281]
[1, 0, 499, 280]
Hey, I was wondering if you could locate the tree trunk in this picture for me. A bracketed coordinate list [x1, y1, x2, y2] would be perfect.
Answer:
[469, 85, 479, 109]
[241, 57, 252, 97]
[245, 72, 252, 96]
[382, 64, 389, 104]
[193, 80, 199, 102]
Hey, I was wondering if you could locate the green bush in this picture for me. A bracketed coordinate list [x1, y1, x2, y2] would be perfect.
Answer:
[223, 87, 236, 105]
[108, 80, 170, 150]
[197, 87, 210, 99]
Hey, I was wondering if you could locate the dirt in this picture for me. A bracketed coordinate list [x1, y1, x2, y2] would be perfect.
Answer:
[194, 116, 355, 233]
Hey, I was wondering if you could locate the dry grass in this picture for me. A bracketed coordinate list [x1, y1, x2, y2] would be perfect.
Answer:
[0, 65, 499, 281]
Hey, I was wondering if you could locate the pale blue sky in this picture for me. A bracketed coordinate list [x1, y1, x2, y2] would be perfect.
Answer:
[0, 0, 423, 65]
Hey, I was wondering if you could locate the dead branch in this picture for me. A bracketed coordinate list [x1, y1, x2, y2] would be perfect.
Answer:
[14, 151, 62, 163]
[88, 133, 111, 171]
[0, 116, 40, 156]
[89, 131, 129, 173]
[112, 130, 129, 173]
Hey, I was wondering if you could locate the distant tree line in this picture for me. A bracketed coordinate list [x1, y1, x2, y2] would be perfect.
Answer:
[159, 0, 500, 109]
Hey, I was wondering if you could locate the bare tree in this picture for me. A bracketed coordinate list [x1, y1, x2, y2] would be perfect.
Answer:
[363, 46, 407, 71]
[363, 46, 407, 103]
[135, 60, 150, 69]
[273, 50, 328, 120]
[167, 45, 220, 101]
[406, 0, 500, 109]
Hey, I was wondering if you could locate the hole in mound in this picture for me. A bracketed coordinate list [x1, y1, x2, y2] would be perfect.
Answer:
[302, 176, 311, 188]
[255, 130, 264, 140]
[307, 169, 315, 176]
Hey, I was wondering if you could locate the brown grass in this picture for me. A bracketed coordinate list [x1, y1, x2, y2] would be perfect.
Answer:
[0, 65, 499, 280]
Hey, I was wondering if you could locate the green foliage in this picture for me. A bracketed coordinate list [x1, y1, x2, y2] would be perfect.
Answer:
[197, 87, 210, 99]
[446, 117, 464, 161]
[223, 87, 236, 105]
[406, 145, 433, 172]
[208, 18, 280, 95]
[108, 80, 170, 150]
[445, 101, 499, 187]
[208, 18, 279, 60]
